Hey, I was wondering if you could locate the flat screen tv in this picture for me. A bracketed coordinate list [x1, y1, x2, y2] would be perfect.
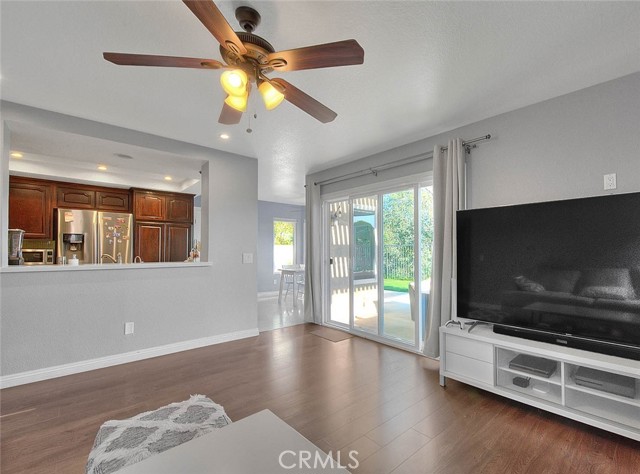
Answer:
[457, 192, 640, 360]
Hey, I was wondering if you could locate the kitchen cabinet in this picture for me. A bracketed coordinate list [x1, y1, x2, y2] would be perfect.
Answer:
[133, 191, 166, 221]
[133, 189, 193, 223]
[134, 222, 191, 263]
[9, 177, 53, 239]
[132, 189, 194, 262]
[9, 176, 133, 240]
[57, 186, 96, 209]
[165, 223, 192, 262]
[96, 190, 130, 212]
[166, 195, 193, 223]
[58, 185, 130, 211]
[134, 222, 164, 263]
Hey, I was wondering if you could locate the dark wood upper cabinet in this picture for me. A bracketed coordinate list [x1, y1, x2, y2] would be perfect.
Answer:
[166, 195, 193, 223]
[134, 191, 166, 221]
[133, 190, 193, 224]
[21, 178, 133, 213]
[9, 177, 53, 239]
[96, 190, 130, 212]
[57, 186, 96, 209]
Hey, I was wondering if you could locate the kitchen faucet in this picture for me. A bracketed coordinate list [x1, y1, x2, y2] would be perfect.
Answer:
[101, 253, 123, 264]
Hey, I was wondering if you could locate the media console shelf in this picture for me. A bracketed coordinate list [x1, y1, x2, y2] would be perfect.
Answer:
[440, 324, 640, 441]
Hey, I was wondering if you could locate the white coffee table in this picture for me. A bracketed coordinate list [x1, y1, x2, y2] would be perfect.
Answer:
[117, 409, 350, 473]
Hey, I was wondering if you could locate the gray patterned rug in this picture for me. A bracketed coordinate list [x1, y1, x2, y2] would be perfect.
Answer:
[86, 395, 231, 474]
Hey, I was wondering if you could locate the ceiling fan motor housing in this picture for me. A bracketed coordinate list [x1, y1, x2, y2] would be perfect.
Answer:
[220, 7, 283, 78]
[220, 32, 276, 77]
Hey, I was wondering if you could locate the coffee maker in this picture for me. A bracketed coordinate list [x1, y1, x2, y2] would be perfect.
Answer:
[8, 229, 25, 265]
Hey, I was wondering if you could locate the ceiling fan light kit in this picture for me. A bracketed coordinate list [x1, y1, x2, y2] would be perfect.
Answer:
[259, 81, 285, 110]
[103, 1, 364, 124]
[220, 69, 248, 96]
[224, 93, 248, 112]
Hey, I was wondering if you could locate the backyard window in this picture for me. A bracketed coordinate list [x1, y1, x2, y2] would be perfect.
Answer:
[273, 220, 296, 271]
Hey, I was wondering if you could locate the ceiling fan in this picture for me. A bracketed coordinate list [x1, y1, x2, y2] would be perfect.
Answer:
[103, 1, 365, 125]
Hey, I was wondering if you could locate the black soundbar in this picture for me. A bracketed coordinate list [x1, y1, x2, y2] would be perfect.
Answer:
[493, 325, 640, 361]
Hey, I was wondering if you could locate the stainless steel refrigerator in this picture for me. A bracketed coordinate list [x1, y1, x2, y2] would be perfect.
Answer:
[55, 209, 133, 264]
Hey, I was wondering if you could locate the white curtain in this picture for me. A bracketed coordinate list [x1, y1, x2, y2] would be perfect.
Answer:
[304, 178, 323, 323]
[424, 138, 466, 357]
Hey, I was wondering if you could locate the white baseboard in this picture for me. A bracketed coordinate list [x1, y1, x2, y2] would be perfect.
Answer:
[0, 328, 259, 389]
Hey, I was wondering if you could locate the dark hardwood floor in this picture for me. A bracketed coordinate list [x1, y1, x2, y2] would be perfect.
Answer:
[1, 323, 638, 473]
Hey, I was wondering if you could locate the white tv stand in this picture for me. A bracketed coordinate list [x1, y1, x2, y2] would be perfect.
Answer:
[439, 324, 640, 441]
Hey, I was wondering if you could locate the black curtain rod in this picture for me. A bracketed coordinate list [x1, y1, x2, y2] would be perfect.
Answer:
[314, 134, 491, 187]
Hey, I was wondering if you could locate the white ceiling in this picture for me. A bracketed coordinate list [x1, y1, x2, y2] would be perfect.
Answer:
[2, 1, 639, 204]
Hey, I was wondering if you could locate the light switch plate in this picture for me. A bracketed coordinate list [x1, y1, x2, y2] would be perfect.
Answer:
[242, 253, 253, 264]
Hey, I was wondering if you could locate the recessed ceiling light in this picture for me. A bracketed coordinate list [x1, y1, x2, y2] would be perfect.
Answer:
[220, 133, 230, 140]
[97, 165, 108, 171]
[10, 152, 23, 158]
[164, 176, 173, 181]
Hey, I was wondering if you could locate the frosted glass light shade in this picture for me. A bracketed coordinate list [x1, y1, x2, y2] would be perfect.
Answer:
[220, 70, 248, 96]
[224, 93, 248, 112]
[259, 81, 285, 110]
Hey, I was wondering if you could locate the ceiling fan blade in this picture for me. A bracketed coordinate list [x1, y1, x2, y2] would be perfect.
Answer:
[103, 53, 225, 69]
[218, 103, 243, 125]
[270, 78, 337, 123]
[265, 39, 364, 72]
[183, 0, 247, 56]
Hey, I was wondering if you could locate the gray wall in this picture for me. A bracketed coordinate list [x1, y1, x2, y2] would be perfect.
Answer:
[310, 72, 640, 208]
[257, 200, 305, 293]
[1, 104, 258, 377]
[464, 71, 640, 208]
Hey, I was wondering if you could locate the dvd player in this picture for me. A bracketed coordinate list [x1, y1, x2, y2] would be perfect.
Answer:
[509, 354, 557, 378]
[574, 366, 636, 398]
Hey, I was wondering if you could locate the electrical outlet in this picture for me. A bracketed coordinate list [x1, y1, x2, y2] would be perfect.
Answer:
[124, 322, 134, 335]
[604, 173, 617, 190]
[242, 252, 253, 264]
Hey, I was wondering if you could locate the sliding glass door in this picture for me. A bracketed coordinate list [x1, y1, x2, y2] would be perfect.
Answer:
[324, 181, 433, 352]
